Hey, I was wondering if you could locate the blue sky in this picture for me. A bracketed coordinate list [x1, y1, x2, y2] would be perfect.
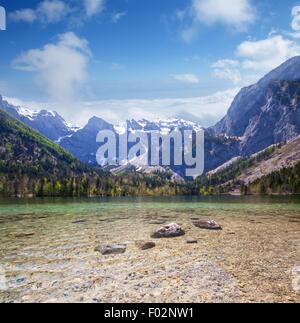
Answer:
[0, 0, 300, 126]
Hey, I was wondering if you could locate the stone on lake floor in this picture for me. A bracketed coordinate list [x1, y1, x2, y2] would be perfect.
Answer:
[149, 220, 166, 225]
[151, 223, 185, 238]
[16, 277, 26, 284]
[135, 241, 156, 250]
[9, 232, 35, 238]
[186, 238, 198, 244]
[95, 244, 127, 255]
[193, 220, 222, 230]
[72, 219, 87, 224]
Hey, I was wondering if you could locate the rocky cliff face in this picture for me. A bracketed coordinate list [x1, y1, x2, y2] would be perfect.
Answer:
[239, 80, 300, 154]
[212, 56, 300, 155]
[60, 117, 114, 165]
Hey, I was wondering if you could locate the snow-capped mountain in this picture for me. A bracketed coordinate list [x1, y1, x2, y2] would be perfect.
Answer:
[60, 116, 114, 165]
[0, 95, 78, 141]
[2, 56, 300, 179]
[60, 117, 205, 167]
[57, 116, 240, 177]
[124, 118, 203, 132]
[0, 93, 239, 175]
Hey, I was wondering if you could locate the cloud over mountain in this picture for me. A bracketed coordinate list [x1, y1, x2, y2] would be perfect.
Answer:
[12, 32, 91, 117]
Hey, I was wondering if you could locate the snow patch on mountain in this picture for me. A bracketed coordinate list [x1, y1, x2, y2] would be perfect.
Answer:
[0, 95, 78, 141]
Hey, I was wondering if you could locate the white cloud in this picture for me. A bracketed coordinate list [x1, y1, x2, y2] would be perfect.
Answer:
[212, 59, 240, 69]
[211, 5, 300, 84]
[75, 88, 239, 127]
[172, 74, 200, 84]
[10, 0, 105, 24]
[4, 89, 239, 127]
[37, 0, 70, 23]
[12, 32, 91, 111]
[10, 9, 37, 23]
[211, 59, 242, 85]
[111, 11, 127, 23]
[211, 35, 300, 85]
[237, 35, 300, 73]
[178, 0, 255, 42]
[180, 26, 199, 43]
[213, 69, 241, 85]
[10, 0, 71, 24]
[83, 0, 105, 17]
[191, 0, 255, 28]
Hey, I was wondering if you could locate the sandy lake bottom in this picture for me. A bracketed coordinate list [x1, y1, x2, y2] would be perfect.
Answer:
[0, 196, 299, 303]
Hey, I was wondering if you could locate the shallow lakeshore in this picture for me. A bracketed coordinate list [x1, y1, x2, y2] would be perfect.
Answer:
[0, 196, 299, 303]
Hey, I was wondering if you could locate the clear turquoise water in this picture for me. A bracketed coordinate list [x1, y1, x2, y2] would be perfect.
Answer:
[0, 196, 299, 303]
[1, 195, 300, 216]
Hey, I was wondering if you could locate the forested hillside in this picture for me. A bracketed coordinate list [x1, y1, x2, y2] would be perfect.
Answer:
[0, 109, 192, 197]
[196, 137, 300, 195]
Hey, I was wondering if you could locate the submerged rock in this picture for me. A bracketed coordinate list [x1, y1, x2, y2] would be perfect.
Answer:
[16, 277, 26, 284]
[95, 244, 127, 255]
[193, 220, 222, 230]
[72, 219, 87, 224]
[9, 232, 35, 238]
[151, 223, 185, 239]
[135, 241, 156, 250]
[186, 238, 198, 244]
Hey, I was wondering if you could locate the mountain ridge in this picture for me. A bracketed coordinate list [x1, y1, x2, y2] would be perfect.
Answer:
[197, 135, 300, 195]
[2, 56, 300, 180]
[212, 56, 300, 155]
[0, 95, 78, 142]
[0, 108, 192, 197]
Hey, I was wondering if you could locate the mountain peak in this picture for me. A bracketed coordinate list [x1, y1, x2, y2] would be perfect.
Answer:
[87, 116, 112, 127]
[84, 117, 114, 133]
[119, 118, 203, 132]
[258, 55, 300, 87]
[212, 56, 300, 155]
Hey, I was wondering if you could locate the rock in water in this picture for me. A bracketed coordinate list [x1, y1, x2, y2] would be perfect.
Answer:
[151, 223, 185, 238]
[95, 244, 127, 255]
[9, 232, 35, 238]
[193, 220, 222, 230]
[135, 241, 156, 250]
[186, 238, 198, 244]
[72, 219, 87, 224]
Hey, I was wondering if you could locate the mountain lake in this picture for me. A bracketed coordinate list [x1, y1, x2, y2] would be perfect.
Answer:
[0, 196, 299, 303]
